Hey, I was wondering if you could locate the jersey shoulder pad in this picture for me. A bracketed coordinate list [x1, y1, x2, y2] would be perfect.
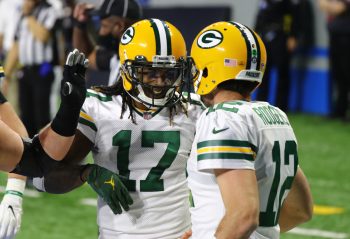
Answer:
[86, 89, 113, 102]
[206, 101, 246, 116]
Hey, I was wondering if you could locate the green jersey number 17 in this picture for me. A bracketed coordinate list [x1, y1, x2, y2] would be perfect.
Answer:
[112, 130, 180, 192]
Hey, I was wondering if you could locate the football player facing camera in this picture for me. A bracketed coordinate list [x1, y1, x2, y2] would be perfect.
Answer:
[34, 18, 203, 239]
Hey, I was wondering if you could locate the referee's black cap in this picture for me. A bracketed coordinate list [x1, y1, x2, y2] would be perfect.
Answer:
[98, 0, 143, 20]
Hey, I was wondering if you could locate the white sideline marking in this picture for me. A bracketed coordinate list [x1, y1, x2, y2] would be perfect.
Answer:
[81, 198, 97, 206]
[289, 228, 348, 239]
[0, 186, 41, 198]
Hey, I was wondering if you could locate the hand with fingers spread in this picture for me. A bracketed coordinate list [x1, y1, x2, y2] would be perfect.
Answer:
[51, 49, 89, 137]
[61, 49, 89, 108]
[84, 164, 133, 214]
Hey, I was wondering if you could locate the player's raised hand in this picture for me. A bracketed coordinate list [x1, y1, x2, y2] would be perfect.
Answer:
[61, 49, 89, 108]
[51, 49, 89, 137]
[86, 165, 133, 214]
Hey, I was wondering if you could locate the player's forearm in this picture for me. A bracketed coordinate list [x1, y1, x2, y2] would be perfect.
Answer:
[279, 198, 313, 232]
[215, 210, 258, 239]
[38, 125, 74, 161]
[0, 102, 28, 137]
[0, 96, 24, 171]
[42, 163, 87, 194]
[279, 168, 313, 232]
[0, 120, 23, 171]
[26, 16, 51, 43]
[215, 169, 259, 238]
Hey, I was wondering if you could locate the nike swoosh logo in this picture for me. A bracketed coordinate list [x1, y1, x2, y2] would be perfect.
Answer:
[212, 127, 229, 134]
[8, 205, 15, 216]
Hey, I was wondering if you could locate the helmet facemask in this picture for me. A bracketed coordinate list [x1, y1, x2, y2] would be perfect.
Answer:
[122, 55, 186, 109]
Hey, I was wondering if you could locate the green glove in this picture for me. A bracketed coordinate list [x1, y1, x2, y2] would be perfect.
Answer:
[86, 165, 133, 214]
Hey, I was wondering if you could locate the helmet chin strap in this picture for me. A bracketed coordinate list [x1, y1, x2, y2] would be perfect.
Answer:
[194, 70, 203, 93]
[136, 85, 174, 107]
[124, 90, 159, 110]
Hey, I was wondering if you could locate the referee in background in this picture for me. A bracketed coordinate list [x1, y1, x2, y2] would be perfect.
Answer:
[255, 0, 302, 112]
[3, 0, 59, 137]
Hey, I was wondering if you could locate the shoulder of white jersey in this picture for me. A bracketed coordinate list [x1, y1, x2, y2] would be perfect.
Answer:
[86, 89, 114, 102]
[79, 89, 116, 131]
[205, 101, 247, 115]
[181, 92, 206, 110]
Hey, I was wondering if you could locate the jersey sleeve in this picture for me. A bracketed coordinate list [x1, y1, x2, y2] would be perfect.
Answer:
[77, 90, 98, 144]
[196, 109, 256, 173]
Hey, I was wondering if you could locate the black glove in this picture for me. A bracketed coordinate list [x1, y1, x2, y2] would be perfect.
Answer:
[86, 165, 133, 214]
[51, 49, 89, 136]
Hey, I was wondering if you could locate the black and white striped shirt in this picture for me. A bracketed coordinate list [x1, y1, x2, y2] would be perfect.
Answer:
[15, 1, 57, 66]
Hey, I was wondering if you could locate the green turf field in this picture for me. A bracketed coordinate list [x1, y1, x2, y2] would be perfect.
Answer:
[0, 113, 349, 239]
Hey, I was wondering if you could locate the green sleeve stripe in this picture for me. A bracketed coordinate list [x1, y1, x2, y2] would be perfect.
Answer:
[5, 190, 23, 197]
[79, 117, 97, 131]
[86, 91, 112, 102]
[198, 152, 255, 161]
[198, 140, 257, 153]
[189, 190, 195, 207]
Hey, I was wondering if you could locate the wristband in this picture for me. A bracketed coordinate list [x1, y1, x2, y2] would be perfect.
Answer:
[5, 178, 26, 198]
[51, 104, 80, 136]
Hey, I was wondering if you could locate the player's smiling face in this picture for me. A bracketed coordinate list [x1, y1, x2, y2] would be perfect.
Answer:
[139, 68, 180, 98]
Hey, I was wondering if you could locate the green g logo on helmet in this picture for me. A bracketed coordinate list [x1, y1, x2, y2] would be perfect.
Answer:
[121, 27, 135, 45]
[197, 30, 223, 49]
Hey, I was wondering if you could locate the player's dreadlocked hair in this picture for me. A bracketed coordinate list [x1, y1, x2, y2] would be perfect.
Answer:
[92, 80, 188, 125]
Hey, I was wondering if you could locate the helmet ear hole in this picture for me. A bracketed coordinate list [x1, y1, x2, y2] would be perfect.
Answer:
[203, 67, 208, 78]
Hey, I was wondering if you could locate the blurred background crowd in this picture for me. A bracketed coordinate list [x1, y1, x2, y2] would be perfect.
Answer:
[0, 0, 349, 137]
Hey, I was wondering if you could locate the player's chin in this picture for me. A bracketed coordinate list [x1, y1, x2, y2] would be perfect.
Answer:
[145, 90, 167, 99]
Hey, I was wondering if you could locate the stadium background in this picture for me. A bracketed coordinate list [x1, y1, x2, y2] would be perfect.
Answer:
[1, 0, 349, 238]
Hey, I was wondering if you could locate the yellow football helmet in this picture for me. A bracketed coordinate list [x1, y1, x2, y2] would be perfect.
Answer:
[191, 21, 267, 95]
[119, 18, 187, 108]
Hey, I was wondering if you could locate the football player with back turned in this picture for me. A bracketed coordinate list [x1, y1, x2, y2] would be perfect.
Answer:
[186, 21, 313, 239]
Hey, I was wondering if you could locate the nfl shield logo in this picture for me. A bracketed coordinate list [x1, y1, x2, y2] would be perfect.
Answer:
[143, 112, 152, 120]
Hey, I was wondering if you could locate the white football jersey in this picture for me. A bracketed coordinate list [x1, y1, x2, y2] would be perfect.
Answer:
[188, 100, 298, 239]
[78, 89, 203, 238]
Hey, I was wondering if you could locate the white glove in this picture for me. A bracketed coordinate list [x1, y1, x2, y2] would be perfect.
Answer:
[0, 178, 25, 239]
